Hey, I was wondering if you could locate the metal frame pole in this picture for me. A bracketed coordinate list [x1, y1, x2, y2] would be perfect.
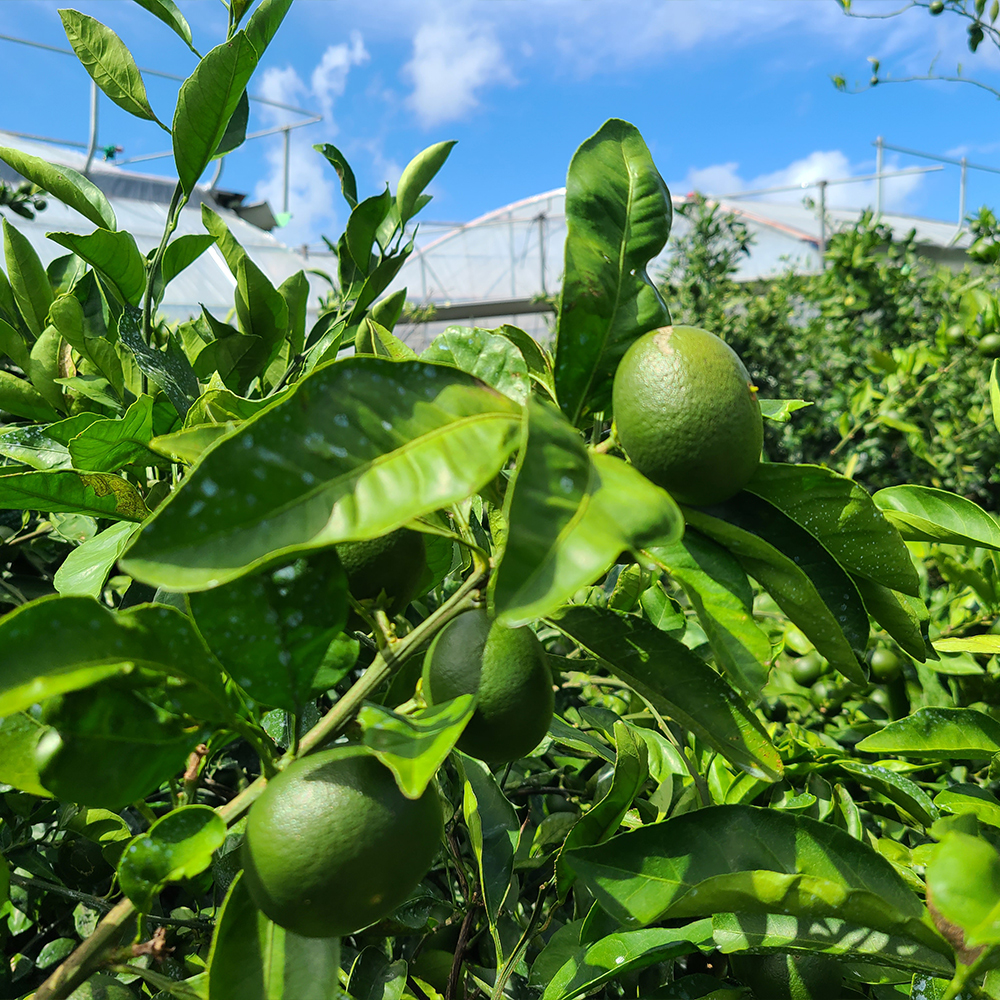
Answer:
[282, 127, 291, 214]
[83, 80, 98, 175]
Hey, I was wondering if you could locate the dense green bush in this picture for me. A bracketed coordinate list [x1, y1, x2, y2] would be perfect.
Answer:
[661, 197, 1000, 507]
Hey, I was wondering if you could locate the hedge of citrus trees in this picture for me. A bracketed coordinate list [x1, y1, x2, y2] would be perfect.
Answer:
[6, 4, 1000, 1000]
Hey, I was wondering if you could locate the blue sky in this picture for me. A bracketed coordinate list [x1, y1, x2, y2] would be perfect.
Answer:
[3, 0, 1000, 250]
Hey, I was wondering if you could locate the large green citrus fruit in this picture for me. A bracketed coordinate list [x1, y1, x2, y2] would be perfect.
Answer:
[869, 647, 901, 682]
[242, 746, 442, 938]
[612, 325, 763, 506]
[729, 952, 843, 999]
[422, 609, 554, 763]
[337, 528, 426, 616]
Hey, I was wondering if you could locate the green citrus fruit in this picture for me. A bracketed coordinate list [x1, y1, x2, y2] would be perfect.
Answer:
[423, 609, 554, 763]
[729, 952, 843, 999]
[869, 647, 902, 682]
[242, 746, 442, 938]
[791, 652, 824, 687]
[945, 323, 966, 345]
[978, 333, 1000, 357]
[612, 326, 763, 506]
[337, 528, 427, 616]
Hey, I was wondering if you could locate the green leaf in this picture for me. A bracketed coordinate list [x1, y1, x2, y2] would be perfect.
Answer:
[397, 140, 457, 225]
[119, 805, 226, 911]
[244, 0, 294, 62]
[121, 357, 523, 592]
[556, 721, 648, 895]
[935, 784, 1000, 829]
[49, 291, 125, 398]
[149, 424, 232, 464]
[118, 305, 200, 416]
[172, 32, 258, 194]
[28, 326, 66, 413]
[684, 499, 866, 685]
[833, 760, 939, 827]
[278, 270, 310, 356]
[874, 485, 1000, 550]
[553, 118, 671, 425]
[0, 468, 148, 520]
[314, 142, 358, 208]
[47, 229, 145, 307]
[215, 89, 249, 158]
[3, 217, 53, 337]
[758, 398, 814, 422]
[494, 400, 682, 625]
[856, 707, 1000, 759]
[131, 0, 199, 54]
[67, 394, 156, 472]
[208, 872, 341, 1000]
[992, 360, 1000, 438]
[459, 752, 519, 927]
[0, 712, 52, 797]
[0, 371, 60, 422]
[645, 531, 770, 696]
[934, 635, 1000, 654]
[369, 288, 407, 333]
[355, 317, 417, 360]
[0, 315, 30, 369]
[541, 921, 714, 1000]
[35, 681, 207, 809]
[852, 576, 927, 662]
[53, 521, 142, 599]
[347, 187, 392, 273]
[0, 853, 8, 910]
[358, 696, 476, 799]
[747, 463, 919, 597]
[59, 10, 165, 127]
[423, 326, 531, 404]
[0, 146, 116, 230]
[926, 832, 1000, 950]
[161, 233, 217, 287]
[188, 552, 352, 711]
[711, 912, 954, 979]
[348, 949, 407, 1000]
[549, 605, 782, 781]
[561, 805, 942, 951]
[0, 595, 227, 717]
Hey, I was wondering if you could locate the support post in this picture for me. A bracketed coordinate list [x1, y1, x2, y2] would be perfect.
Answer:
[83, 80, 98, 176]
[537, 214, 546, 296]
[282, 127, 291, 214]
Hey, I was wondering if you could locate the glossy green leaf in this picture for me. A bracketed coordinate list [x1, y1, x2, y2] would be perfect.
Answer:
[0, 853, 8, 910]
[368, 288, 407, 333]
[541, 920, 714, 1000]
[355, 317, 416, 360]
[935, 784, 1000, 828]
[0, 595, 227, 717]
[161, 233, 217, 287]
[934, 635, 1000, 654]
[149, 424, 232, 464]
[119, 805, 226, 911]
[758, 398, 814, 422]
[131, 0, 198, 54]
[684, 501, 866, 685]
[856, 707, 1000, 759]
[36, 681, 206, 809]
[992, 360, 1000, 437]
[833, 760, 938, 827]
[27, 325, 65, 414]
[59, 10, 164, 127]
[244, 0, 294, 62]
[852, 576, 927, 661]
[0, 712, 52, 797]
[47, 229, 145, 307]
[711, 912, 954, 978]
[423, 326, 530, 404]
[53, 521, 142, 599]
[49, 291, 125, 398]
[215, 89, 249, 158]
[397, 140, 457, 225]
[0, 314, 30, 369]
[67, 394, 156, 472]
[549, 605, 782, 781]
[118, 305, 200, 416]
[553, 118, 671, 425]
[561, 805, 942, 951]
[747, 463, 919, 596]
[557, 721, 648, 895]
[0, 469, 147, 520]
[122, 357, 522, 591]
[926, 832, 1000, 950]
[495, 400, 682, 625]
[188, 552, 352, 711]
[4, 217, 52, 337]
[548, 714, 615, 763]
[314, 142, 358, 208]
[874, 485, 1000, 550]
[345, 241, 414, 326]
[172, 32, 258, 194]
[0, 146, 116, 231]
[358, 696, 476, 800]
[0, 371, 60, 422]
[645, 531, 770, 696]
[348, 950, 407, 1000]
[208, 872, 341, 1000]
[347, 187, 392, 272]
[278, 269, 310, 356]
[459, 752, 519, 927]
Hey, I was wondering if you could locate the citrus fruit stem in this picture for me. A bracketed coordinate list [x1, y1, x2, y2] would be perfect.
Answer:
[34, 554, 490, 1000]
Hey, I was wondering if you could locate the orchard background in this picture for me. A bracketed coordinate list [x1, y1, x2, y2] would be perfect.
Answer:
[4, 2, 1000, 1000]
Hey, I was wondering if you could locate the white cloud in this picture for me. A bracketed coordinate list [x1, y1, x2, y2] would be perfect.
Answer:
[678, 149, 925, 214]
[403, 18, 511, 127]
[252, 37, 369, 247]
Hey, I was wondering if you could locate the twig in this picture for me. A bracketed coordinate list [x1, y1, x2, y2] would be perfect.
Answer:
[447, 899, 479, 1000]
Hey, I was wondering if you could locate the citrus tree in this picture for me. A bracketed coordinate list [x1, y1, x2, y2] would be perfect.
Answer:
[5, 4, 1000, 1000]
